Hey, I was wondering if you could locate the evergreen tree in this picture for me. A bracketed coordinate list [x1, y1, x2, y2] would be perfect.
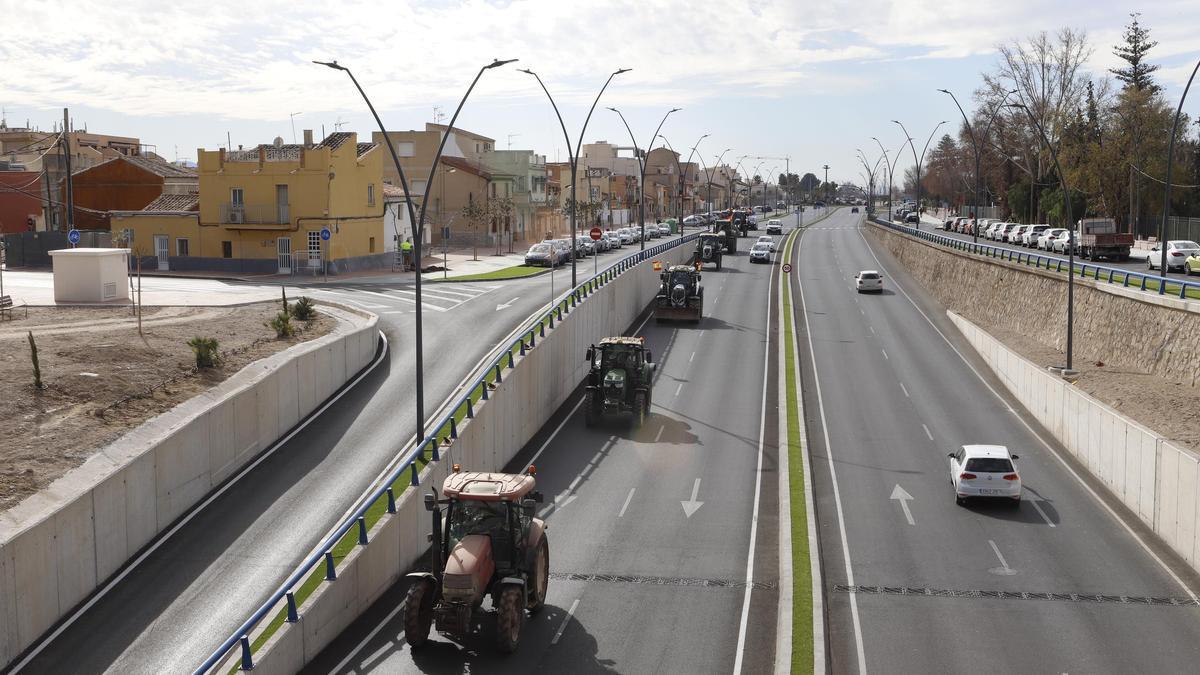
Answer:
[1110, 13, 1160, 92]
[1085, 81, 1101, 143]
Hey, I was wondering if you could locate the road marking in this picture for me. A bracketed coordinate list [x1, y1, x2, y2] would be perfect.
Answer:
[675, 382, 683, 397]
[496, 297, 519, 311]
[654, 426, 664, 443]
[329, 595, 407, 674]
[881, 348, 889, 360]
[856, 228, 1198, 602]
[859, 307, 865, 315]
[890, 484, 916, 525]
[526, 398, 585, 468]
[869, 325, 875, 334]
[922, 423, 933, 441]
[618, 488, 636, 517]
[681, 478, 704, 518]
[551, 598, 581, 645]
[989, 539, 1016, 575]
[689, 350, 695, 362]
[797, 225, 868, 674]
[383, 310, 406, 315]
[899, 382, 909, 398]
[1031, 499, 1057, 527]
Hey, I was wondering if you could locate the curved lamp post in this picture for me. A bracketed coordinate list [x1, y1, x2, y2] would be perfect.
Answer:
[871, 136, 900, 218]
[939, 88, 1017, 242]
[893, 119, 947, 229]
[656, 133, 708, 228]
[521, 67, 629, 288]
[608, 107, 680, 250]
[703, 148, 732, 213]
[1157, 58, 1200, 286]
[314, 57, 516, 440]
[1008, 102, 1075, 372]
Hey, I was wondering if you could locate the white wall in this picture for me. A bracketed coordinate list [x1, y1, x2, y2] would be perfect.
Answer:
[240, 236, 698, 673]
[949, 312, 1200, 570]
[0, 305, 380, 671]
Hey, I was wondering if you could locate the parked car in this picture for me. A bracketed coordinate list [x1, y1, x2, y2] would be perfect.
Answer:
[524, 242, 556, 267]
[1037, 228, 1068, 251]
[948, 444, 1021, 506]
[1147, 240, 1200, 272]
[995, 223, 1019, 242]
[1187, 251, 1200, 275]
[658, 223, 672, 236]
[548, 239, 573, 262]
[574, 236, 594, 257]
[756, 235, 777, 252]
[851, 206, 859, 213]
[943, 217, 959, 232]
[905, 212, 919, 224]
[616, 228, 634, 244]
[1006, 225, 1030, 244]
[1052, 230, 1078, 253]
[604, 232, 622, 249]
[766, 220, 783, 235]
[749, 242, 772, 263]
[1022, 225, 1050, 247]
[683, 215, 703, 226]
[854, 270, 883, 293]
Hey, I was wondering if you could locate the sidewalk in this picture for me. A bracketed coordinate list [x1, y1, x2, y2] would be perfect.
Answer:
[420, 247, 528, 281]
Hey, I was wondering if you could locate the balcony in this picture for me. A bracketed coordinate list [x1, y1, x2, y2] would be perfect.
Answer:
[220, 202, 292, 228]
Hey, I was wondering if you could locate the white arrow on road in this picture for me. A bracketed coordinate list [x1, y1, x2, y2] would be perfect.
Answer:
[890, 484, 915, 525]
[496, 297, 520, 311]
[681, 478, 704, 518]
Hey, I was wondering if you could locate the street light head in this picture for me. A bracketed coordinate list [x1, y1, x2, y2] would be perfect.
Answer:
[669, 108, 682, 113]
[486, 58, 518, 69]
[615, 68, 632, 75]
[517, 68, 535, 75]
[313, 60, 346, 71]
[606, 106, 619, 113]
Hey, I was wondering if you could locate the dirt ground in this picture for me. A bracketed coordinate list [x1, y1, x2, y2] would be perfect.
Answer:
[0, 302, 333, 513]
[982, 322, 1200, 453]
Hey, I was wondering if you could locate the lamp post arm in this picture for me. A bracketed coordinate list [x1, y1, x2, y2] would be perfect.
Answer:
[1159, 58, 1200, 282]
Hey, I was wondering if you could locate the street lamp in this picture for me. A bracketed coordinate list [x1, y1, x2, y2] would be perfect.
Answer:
[1157, 58, 1200, 285]
[939, 88, 1017, 242]
[892, 119, 947, 229]
[1008, 102, 1076, 373]
[608, 107, 680, 250]
[657, 133, 708, 235]
[871, 136, 898, 218]
[703, 148, 732, 214]
[521, 67, 629, 288]
[315, 56, 516, 441]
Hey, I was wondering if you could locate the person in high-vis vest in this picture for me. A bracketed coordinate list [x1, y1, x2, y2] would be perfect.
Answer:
[401, 238, 414, 271]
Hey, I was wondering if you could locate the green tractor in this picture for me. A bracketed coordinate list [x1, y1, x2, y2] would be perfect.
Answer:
[584, 337, 656, 428]
[692, 233, 724, 270]
[655, 264, 704, 323]
[713, 218, 739, 254]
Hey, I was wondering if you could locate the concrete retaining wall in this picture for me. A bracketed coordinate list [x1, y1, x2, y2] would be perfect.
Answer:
[0, 304, 380, 670]
[950, 311, 1200, 571]
[866, 221, 1200, 386]
[242, 241, 695, 674]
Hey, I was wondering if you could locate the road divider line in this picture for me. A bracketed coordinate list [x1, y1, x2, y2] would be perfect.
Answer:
[675, 382, 683, 397]
[881, 348, 889, 360]
[654, 426, 664, 443]
[618, 488, 636, 518]
[551, 598, 581, 645]
[922, 424, 933, 441]
[989, 540, 1013, 573]
[1031, 500, 1057, 528]
[329, 598, 406, 674]
[899, 382, 909, 398]
[689, 351, 695, 362]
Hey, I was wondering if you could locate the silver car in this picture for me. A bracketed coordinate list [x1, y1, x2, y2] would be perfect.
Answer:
[658, 223, 672, 236]
[1022, 225, 1050, 247]
[749, 242, 772, 263]
[1147, 240, 1200, 272]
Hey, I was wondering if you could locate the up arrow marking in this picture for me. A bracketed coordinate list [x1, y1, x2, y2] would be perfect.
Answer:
[890, 484, 915, 525]
[681, 478, 704, 518]
[496, 297, 519, 311]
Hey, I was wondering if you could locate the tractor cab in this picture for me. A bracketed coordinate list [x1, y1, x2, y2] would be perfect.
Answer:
[585, 337, 656, 428]
[694, 233, 725, 270]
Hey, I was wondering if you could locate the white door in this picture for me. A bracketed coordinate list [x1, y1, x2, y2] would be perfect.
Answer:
[154, 235, 169, 271]
[277, 237, 292, 274]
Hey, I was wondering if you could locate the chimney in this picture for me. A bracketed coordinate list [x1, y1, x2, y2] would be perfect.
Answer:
[258, 145, 266, 167]
[217, 148, 225, 168]
[303, 129, 313, 148]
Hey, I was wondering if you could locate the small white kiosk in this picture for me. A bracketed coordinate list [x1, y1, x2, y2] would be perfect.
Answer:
[48, 248, 131, 303]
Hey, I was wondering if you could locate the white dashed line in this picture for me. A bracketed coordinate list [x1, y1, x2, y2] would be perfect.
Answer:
[1031, 499, 1057, 527]
[618, 488, 636, 518]
[922, 423, 933, 440]
[881, 349, 889, 360]
[552, 598, 581, 645]
[675, 383, 683, 397]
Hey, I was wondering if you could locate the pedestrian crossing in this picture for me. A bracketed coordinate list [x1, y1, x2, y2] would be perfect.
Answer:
[312, 283, 502, 315]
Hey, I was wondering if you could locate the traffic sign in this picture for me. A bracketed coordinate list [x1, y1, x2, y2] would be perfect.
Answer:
[320, 227, 331, 241]
[68, 229, 80, 246]
[589, 227, 603, 241]
[782, 263, 793, 274]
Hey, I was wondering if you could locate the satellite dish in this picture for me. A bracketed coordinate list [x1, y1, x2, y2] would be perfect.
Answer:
[273, 136, 284, 148]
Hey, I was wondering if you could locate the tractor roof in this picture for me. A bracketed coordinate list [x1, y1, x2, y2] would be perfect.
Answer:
[442, 471, 536, 501]
[699, 232, 722, 238]
[667, 264, 697, 273]
[599, 336, 645, 347]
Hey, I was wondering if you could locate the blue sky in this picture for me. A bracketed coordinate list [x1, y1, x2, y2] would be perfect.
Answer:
[2, 0, 1199, 188]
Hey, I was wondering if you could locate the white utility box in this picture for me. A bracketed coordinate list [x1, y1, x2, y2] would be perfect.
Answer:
[48, 248, 131, 303]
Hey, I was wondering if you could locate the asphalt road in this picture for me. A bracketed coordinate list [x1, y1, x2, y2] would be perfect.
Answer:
[792, 209, 1200, 673]
[9, 229, 705, 673]
[297, 213, 808, 674]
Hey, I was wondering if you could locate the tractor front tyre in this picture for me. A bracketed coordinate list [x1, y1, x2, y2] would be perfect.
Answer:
[585, 391, 598, 427]
[716, 256, 722, 271]
[403, 577, 436, 648]
[634, 392, 647, 428]
[496, 584, 526, 654]
[527, 537, 549, 614]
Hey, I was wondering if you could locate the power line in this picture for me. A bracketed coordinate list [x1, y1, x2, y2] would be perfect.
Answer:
[1130, 162, 1200, 189]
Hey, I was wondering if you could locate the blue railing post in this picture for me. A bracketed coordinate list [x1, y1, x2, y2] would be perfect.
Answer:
[286, 591, 298, 623]
[481, 379, 489, 400]
[1140, 275, 1148, 291]
[494, 363, 503, 383]
[429, 438, 440, 462]
[324, 550, 337, 580]
[357, 516, 368, 545]
[1180, 283, 1188, 299]
[386, 487, 396, 513]
[507, 351, 515, 369]
[519, 340, 526, 356]
[466, 397, 474, 418]
[449, 417, 458, 439]
[410, 462, 420, 486]
[240, 635, 253, 671]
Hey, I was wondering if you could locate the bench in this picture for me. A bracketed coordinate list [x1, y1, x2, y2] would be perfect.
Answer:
[0, 294, 28, 320]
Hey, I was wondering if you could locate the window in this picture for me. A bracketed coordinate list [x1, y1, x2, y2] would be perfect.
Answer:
[176, 238, 190, 257]
[222, 241, 232, 258]
[231, 188, 244, 206]
[368, 183, 375, 206]
[369, 237, 376, 253]
[411, 180, 427, 195]
[964, 458, 1013, 473]
[397, 142, 415, 157]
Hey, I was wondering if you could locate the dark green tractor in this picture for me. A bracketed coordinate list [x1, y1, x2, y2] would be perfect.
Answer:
[584, 337, 656, 428]
[692, 233, 724, 270]
[654, 265, 703, 323]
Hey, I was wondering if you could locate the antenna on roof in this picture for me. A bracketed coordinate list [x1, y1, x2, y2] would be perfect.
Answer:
[507, 133, 520, 150]
[433, 105, 445, 125]
[334, 116, 347, 131]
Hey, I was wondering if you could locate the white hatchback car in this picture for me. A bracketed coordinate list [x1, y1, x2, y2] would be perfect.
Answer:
[948, 444, 1021, 506]
[854, 270, 883, 293]
[756, 235, 776, 252]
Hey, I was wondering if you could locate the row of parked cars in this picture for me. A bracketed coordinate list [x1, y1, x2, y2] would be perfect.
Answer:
[524, 223, 674, 267]
[943, 217, 1076, 253]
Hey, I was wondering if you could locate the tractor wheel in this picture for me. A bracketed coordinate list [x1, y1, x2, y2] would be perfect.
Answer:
[634, 392, 647, 428]
[403, 577, 436, 648]
[585, 391, 597, 427]
[716, 256, 722, 271]
[527, 537, 549, 614]
[495, 584, 525, 654]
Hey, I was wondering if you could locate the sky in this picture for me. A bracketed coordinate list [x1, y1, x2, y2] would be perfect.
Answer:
[2, 0, 1199, 189]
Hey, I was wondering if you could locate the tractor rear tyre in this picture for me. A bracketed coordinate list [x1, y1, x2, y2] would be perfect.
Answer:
[634, 392, 647, 428]
[496, 584, 526, 653]
[527, 537, 549, 614]
[403, 577, 435, 648]
[585, 391, 598, 427]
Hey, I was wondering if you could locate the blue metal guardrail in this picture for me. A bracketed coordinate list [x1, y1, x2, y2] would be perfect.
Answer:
[872, 218, 1200, 300]
[197, 229, 704, 673]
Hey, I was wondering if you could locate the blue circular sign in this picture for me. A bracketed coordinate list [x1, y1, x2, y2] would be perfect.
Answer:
[320, 227, 331, 241]
[68, 229, 81, 244]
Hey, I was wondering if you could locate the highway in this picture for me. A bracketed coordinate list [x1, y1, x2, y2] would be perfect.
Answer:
[297, 213, 804, 674]
[791, 209, 1200, 672]
[10, 233, 697, 673]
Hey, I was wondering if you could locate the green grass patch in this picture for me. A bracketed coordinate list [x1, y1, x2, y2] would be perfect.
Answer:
[780, 228, 815, 672]
[432, 264, 549, 282]
[961, 245, 1200, 299]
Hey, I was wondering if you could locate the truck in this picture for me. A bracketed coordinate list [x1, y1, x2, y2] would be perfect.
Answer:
[1076, 218, 1133, 262]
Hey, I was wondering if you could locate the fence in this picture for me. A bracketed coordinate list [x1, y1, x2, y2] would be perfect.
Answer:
[196, 231, 702, 673]
[1, 230, 112, 267]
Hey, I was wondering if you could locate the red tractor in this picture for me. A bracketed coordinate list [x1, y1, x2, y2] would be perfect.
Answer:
[404, 466, 549, 653]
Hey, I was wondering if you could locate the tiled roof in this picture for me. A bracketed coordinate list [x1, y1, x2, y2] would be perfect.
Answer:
[317, 132, 354, 150]
[440, 155, 491, 180]
[356, 142, 377, 158]
[142, 192, 199, 212]
[74, 155, 197, 178]
[382, 184, 407, 199]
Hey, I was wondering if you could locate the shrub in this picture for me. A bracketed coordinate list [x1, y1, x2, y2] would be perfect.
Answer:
[268, 311, 294, 338]
[290, 296, 317, 321]
[28, 331, 44, 390]
[187, 336, 221, 368]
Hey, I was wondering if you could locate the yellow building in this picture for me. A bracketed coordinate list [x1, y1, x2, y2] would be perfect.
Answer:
[111, 131, 389, 275]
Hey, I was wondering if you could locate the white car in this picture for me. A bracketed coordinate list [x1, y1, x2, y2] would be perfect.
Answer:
[749, 242, 772, 263]
[658, 223, 672, 236]
[1022, 225, 1050, 247]
[1147, 240, 1200, 272]
[1037, 227, 1067, 251]
[604, 232, 622, 249]
[765, 220, 783, 235]
[948, 444, 1021, 506]
[854, 270, 882, 293]
[984, 222, 1005, 240]
[1006, 224, 1029, 244]
[756, 235, 777, 252]
[747, 213, 760, 230]
[616, 228, 634, 244]
[682, 215, 703, 226]
[1052, 230, 1077, 253]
